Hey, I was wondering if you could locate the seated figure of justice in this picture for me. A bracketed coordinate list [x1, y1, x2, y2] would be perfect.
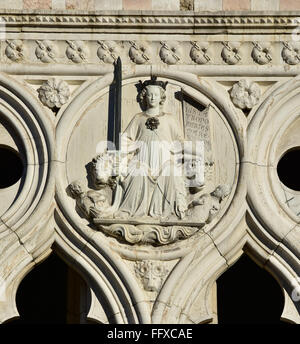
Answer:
[89, 77, 206, 221]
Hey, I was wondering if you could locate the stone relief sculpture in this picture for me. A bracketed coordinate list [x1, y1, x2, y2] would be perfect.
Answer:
[68, 76, 231, 245]
[251, 42, 272, 65]
[190, 41, 210, 64]
[37, 78, 71, 110]
[97, 40, 119, 64]
[5, 40, 24, 62]
[68, 180, 111, 219]
[129, 41, 150, 64]
[282, 42, 300, 65]
[159, 41, 181, 64]
[35, 40, 57, 63]
[187, 184, 231, 222]
[66, 40, 88, 63]
[3, 38, 300, 67]
[134, 260, 169, 292]
[230, 79, 261, 111]
[221, 42, 242, 65]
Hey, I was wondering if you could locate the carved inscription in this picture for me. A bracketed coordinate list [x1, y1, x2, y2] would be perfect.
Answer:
[183, 97, 211, 151]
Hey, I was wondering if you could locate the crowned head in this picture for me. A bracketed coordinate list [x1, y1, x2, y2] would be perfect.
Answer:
[138, 76, 168, 110]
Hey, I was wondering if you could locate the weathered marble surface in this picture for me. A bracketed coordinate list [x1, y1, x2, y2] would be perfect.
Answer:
[0, 10, 299, 325]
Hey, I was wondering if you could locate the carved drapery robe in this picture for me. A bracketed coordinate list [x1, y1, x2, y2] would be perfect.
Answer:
[117, 111, 187, 219]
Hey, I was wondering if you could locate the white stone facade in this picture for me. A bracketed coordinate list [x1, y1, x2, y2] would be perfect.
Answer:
[0, 9, 299, 324]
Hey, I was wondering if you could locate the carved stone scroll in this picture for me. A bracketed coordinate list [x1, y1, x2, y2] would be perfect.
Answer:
[181, 92, 215, 184]
[182, 96, 211, 151]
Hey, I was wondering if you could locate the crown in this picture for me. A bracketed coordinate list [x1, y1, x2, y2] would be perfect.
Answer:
[139, 76, 168, 90]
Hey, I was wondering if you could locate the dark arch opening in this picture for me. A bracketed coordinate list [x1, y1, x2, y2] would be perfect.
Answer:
[0, 145, 24, 188]
[6, 252, 91, 324]
[277, 148, 300, 191]
[217, 254, 286, 324]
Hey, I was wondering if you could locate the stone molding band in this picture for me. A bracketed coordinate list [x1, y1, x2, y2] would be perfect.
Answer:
[2, 40, 300, 67]
[1, 11, 300, 30]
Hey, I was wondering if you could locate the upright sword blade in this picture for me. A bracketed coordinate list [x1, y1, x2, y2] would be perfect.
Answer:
[114, 57, 122, 150]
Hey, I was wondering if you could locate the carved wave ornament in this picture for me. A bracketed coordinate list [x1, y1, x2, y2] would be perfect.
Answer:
[67, 76, 231, 246]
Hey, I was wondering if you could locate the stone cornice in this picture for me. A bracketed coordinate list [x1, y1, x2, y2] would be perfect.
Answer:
[1, 10, 300, 31]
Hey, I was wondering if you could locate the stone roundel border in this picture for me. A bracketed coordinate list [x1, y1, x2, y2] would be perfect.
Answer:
[55, 67, 245, 261]
[247, 75, 300, 270]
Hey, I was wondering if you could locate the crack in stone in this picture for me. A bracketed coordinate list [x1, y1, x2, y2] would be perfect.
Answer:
[271, 222, 300, 258]
[0, 215, 33, 259]
[240, 160, 274, 168]
[204, 231, 230, 267]
[25, 159, 66, 166]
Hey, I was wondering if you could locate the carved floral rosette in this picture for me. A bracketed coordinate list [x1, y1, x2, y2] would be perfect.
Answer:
[230, 79, 261, 110]
[37, 78, 71, 109]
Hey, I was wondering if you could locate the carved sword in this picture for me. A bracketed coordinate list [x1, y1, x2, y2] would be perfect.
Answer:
[113, 56, 122, 151]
